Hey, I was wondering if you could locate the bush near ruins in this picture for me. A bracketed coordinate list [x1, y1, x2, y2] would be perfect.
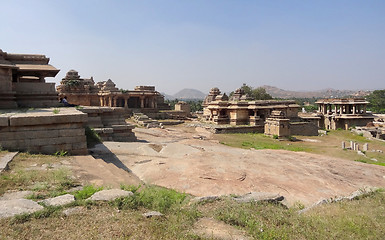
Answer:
[367, 89, 385, 113]
[85, 126, 101, 147]
[230, 83, 273, 100]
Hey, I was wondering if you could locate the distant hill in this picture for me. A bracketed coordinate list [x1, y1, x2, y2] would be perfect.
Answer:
[260, 85, 371, 99]
[165, 88, 206, 100]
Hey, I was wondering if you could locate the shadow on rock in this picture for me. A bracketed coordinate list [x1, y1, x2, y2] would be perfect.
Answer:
[89, 143, 132, 172]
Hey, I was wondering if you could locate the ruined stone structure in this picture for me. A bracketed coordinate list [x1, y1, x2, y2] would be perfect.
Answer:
[57, 70, 169, 113]
[78, 107, 136, 142]
[0, 108, 88, 155]
[264, 111, 291, 137]
[315, 98, 374, 130]
[0, 49, 60, 108]
[203, 87, 299, 126]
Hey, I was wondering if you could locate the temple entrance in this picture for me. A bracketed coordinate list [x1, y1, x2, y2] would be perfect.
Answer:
[128, 97, 140, 108]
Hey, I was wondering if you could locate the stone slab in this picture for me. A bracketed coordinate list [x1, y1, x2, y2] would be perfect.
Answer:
[0, 191, 33, 200]
[40, 194, 75, 206]
[0, 116, 9, 127]
[0, 152, 18, 173]
[9, 111, 87, 126]
[88, 189, 133, 201]
[0, 199, 44, 218]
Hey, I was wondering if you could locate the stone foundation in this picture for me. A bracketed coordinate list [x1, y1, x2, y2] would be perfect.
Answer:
[290, 122, 319, 136]
[78, 107, 136, 142]
[0, 108, 88, 155]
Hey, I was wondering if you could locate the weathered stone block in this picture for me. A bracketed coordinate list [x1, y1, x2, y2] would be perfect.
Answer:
[0, 116, 9, 127]
[58, 128, 85, 137]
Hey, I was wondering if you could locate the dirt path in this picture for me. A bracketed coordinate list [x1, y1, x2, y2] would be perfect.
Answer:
[91, 125, 385, 206]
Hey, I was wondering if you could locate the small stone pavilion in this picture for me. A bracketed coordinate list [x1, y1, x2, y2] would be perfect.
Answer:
[0, 49, 59, 108]
[57, 70, 169, 113]
[203, 87, 299, 125]
[315, 98, 374, 130]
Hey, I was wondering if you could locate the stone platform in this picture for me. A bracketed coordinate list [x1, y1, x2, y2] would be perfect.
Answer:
[0, 108, 88, 155]
[78, 107, 136, 142]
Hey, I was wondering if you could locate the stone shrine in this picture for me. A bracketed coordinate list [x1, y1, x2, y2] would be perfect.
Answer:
[0, 49, 60, 108]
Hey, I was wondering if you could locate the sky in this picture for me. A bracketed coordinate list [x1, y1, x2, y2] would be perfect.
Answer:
[1, 0, 384, 95]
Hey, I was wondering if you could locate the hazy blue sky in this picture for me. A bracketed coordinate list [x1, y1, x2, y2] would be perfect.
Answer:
[1, 0, 384, 94]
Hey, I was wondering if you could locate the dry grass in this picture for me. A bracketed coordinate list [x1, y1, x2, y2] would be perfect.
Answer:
[0, 153, 78, 196]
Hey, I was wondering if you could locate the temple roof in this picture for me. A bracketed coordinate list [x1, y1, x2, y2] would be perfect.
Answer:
[15, 64, 59, 72]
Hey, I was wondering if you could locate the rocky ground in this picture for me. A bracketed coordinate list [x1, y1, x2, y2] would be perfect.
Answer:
[84, 124, 385, 206]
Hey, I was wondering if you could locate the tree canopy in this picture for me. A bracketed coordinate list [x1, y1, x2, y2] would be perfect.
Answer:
[367, 90, 385, 113]
[230, 83, 273, 100]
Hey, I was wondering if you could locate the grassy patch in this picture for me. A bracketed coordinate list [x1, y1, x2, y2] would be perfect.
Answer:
[73, 185, 104, 200]
[0, 153, 77, 195]
[220, 133, 311, 152]
[215, 130, 385, 166]
[199, 190, 385, 239]
[112, 185, 187, 213]
[85, 126, 101, 148]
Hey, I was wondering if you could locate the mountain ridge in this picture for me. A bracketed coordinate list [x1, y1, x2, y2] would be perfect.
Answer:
[162, 86, 372, 100]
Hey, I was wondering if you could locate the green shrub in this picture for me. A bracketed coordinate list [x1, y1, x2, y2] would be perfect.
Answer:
[113, 185, 187, 213]
[74, 185, 103, 200]
[85, 127, 101, 148]
[120, 184, 141, 193]
[273, 135, 279, 139]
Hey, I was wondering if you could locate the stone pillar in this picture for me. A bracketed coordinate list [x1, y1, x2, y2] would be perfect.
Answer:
[363, 105, 367, 114]
[334, 105, 337, 114]
[124, 97, 128, 108]
[113, 97, 117, 107]
[108, 97, 112, 107]
[140, 97, 144, 108]
[339, 105, 343, 114]
[350, 141, 354, 149]
[363, 143, 369, 151]
[100, 97, 104, 106]
[352, 105, 356, 114]
[341, 141, 345, 149]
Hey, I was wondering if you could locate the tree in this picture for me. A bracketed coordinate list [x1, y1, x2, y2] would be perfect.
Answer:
[367, 90, 385, 113]
[251, 87, 273, 100]
[230, 83, 273, 100]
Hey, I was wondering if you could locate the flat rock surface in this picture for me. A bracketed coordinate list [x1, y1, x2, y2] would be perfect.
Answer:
[0, 199, 44, 218]
[0, 152, 18, 173]
[193, 217, 251, 240]
[88, 189, 133, 201]
[63, 206, 83, 216]
[0, 191, 33, 200]
[41, 194, 75, 206]
[69, 155, 142, 188]
[100, 126, 385, 206]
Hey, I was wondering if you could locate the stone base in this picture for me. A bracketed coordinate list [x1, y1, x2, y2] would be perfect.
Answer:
[79, 107, 136, 142]
[0, 92, 17, 109]
[0, 108, 88, 155]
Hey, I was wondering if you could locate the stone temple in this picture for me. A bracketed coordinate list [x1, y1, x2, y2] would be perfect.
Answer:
[0, 49, 59, 108]
[56, 70, 169, 114]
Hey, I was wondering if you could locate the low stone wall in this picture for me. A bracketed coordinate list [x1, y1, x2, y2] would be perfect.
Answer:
[290, 122, 319, 136]
[78, 107, 136, 142]
[213, 125, 264, 134]
[0, 108, 88, 155]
